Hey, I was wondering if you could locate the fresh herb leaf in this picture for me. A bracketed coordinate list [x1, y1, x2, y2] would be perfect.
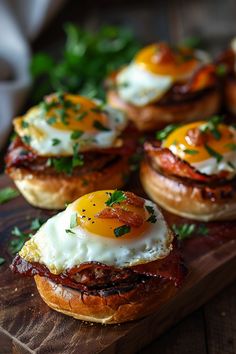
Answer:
[114, 224, 130, 237]
[47, 116, 57, 125]
[198, 224, 209, 236]
[105, 190, 126, 207]
[72, 143, 84, 168]
[52, 138, 61, 146]
[10, 227, 30, 254]
[204, 144, 223, 163]
[225, 143, 236, 151]
[65, 229, 76, 235]
[145, 205, 155, 215]
[71, 130, 83, 140]
[56, 108, 69, 125]
[51, 157, 73, 175]
[0, 187, 19, 204]
[21, 120, 29, 128]
[200, 116, 223, 140]
[30, 218, 44, 231]
[76, 112, 87, 121]
[93, 120, 110, 131]
[0, 257, 6, 265]
[22, 135, 31, 145]
[180, 36, 203, 49]
[146, 214, 157, 223]
[227, 161, 235, 170]
[172, 223, 196, 240]
[156, 124, 179, 141]
[70, 213, 78, 228]
[184, 149, 199, 155]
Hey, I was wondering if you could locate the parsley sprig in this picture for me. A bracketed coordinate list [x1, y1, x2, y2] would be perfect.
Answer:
[156, 124, 179, 141]
[172, 223, 209, 241]
[200, 116, 223, 140]
[105, 190, 127, 207]
[114, 225, 130, 237]
[0, 187, 19, 204]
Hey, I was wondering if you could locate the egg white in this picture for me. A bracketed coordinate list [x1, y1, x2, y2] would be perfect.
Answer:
[14, 103, 127, 156]
[117, 64, 173, 106]
[192, 151, 236, 177]
[19, 199, 172, 274]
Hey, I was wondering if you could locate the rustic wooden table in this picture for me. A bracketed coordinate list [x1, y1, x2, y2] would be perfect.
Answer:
[2, 0, 236, 353]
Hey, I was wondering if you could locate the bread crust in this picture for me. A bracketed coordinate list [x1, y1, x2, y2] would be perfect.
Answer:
[224, 76, 236, 114]
[7, 157, 130, 210]
[140, 160, 236, 221]
[34, 275, 177, 324]
[107, 89, 221, 131]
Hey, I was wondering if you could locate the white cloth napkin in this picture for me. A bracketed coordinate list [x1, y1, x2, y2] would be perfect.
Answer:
[0, 0, 65, 150]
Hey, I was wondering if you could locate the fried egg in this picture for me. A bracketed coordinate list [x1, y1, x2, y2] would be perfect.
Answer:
[163, 121, 236, 176]
[13, 94, 127, 156]
[19, 190, 173, 274]
[117, 43, 205, 106]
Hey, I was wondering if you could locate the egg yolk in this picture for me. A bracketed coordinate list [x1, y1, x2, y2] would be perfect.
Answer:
[72, 191, 150, 240]
[163, 121, 236, 164]
[135, 43, 199, 79]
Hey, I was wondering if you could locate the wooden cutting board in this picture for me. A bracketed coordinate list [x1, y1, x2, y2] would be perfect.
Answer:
[0, 173, 236, 354]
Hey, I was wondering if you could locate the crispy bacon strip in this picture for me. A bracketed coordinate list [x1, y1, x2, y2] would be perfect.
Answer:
[144, 141, 211, 182]
[96, 207, 144, 227]
[124, 191, 145, 207]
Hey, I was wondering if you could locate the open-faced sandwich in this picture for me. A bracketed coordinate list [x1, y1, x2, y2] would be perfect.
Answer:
[141, 117, 236, 221]
[216, 38, 236, 114]
[106, 42, 221, 131]
[5, 93, 135, 209]
[11, 190, 186, 324]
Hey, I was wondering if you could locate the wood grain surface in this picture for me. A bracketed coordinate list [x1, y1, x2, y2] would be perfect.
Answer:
[0, 173, 236, 354]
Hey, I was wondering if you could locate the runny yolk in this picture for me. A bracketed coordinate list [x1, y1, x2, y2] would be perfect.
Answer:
[163, 121, 236, 164]
[134, 43, 199, 79]
[72, 190, 150, 239]
[45, 94, 109, 132]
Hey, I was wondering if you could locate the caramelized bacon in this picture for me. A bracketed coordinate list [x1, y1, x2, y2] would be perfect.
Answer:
[180, 64, 217, 93]
[96, 207, 144, 227]
[124, 191, 145, 207]
[144, 141, 212, 183]
[11, 240, 186, 291]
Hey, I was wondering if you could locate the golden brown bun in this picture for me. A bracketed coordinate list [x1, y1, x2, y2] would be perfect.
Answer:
[224, 76, 236, 114]
[107, 89, 221, 131]
[140, 160, 236, 221]
[7, 157, 129, 210]
[34, 275, 177, 324]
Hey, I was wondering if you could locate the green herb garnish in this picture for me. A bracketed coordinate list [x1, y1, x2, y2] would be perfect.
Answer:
[70, 213, 78, 228]
[30, 218, 44, 231]
[72, 143, 84, 168]
[0, 257, 6, 265]
[156, 124, 179, 141]
[184, 149, 199, 155]
[47, 116, 57, 125]
[76, 112, 87, 121]
[21, 120, 29, 128]
[52, 138, 61, 146]
[105, 190, 126, 207]
[0, 187, 19, 204]
[71, 130, 83, 140]
[56, 108, 69, 125]
[114, 225, 130, 237]
[65, 229, 76, 235]
[22, 135, 31, 145]
[93, 120, 110, 131]
[204, 144, 223, 163]
[200, 116, 223, 140]
[172, 224, 196, 240]
[225, 143, 236, 151]
[198, 224, 209, 236]
[145, 205, 155, 214]
[146, 214, 157, 224]
[227, 161, 235, 170]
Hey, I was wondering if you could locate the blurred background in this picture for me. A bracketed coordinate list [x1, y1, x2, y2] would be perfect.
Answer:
[0, 0, 236, 152]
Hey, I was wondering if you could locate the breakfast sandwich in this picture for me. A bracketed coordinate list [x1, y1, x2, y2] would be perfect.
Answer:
[11, 190, 186, 324]
[5, 93, 135, 209]
[141, 117, 236, 220]
[106, 42, 221, 131]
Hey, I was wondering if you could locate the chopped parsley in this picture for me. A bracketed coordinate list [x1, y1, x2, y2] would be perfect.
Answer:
[71, 130, 83, 140]
[0, 257, 6, 266]
[114, 225, 130, 237]
[183, 148, 199, 155]
[76, 112, 87, 121]
[156, 124, 179, 141]
[52, 138, 61, 146]
[0, 187, 19, 204]
[56, 108, 69, 125]
[146, 214, 157, 223]
[10, 218, 43, 254]
[47, 116, 57, 125]
[22, 135, 31, 145]
[227, 161, 235, 170]
[72, 143, 84, 168]
[172, 223, 209, 240]
[200, 116, 223, 140]
[65, 229, 76, 235]
[105, 190, 126, 207]
[70, 213, 78, 228]
[145, 205, 155, 214]
[48, 144, 84, 175]
[93, 120, 110, 131]
[204, 143, 223, 163]
[21, 120, 29, 128]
